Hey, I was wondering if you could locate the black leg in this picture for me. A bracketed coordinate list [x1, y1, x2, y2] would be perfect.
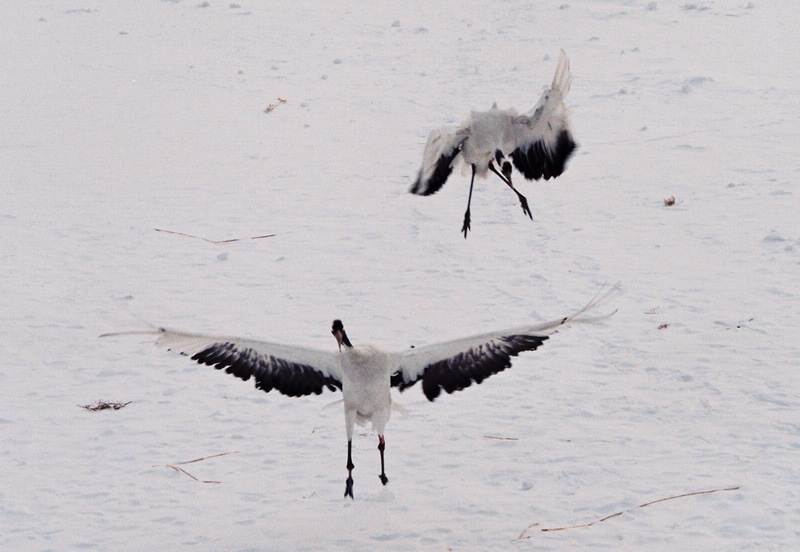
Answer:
[344, 440, 354, 499]
[489, 162, 532, 220]
[462, 165, 476, 238]
[488, 161, 511, 185]
[378, 435, 388, 486]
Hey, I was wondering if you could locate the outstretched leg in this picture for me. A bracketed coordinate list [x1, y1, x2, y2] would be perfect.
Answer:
[462, 165, 476, 238]
[344, 440, 354, 499]
[489, 162, 532, 219]
[378, 435, 388, 486]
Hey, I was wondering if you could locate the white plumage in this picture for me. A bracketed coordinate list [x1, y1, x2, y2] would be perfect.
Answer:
[410, 51, 577, 237]
[102, 289, 613, 499]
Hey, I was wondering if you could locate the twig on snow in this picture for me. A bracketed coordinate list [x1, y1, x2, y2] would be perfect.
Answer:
[484, 436, 519, 441]
[539, 511, 624, 533]
[155, 228, 276, 244]
[172, 451, 240, 465]
[166, 464, 220, 484]
[636, 487, 740, 509]
[515, 522, 540, 540]
[514, 485, 740, 539]
[160, 451, 239, 484]
[264, 97, 287, 113]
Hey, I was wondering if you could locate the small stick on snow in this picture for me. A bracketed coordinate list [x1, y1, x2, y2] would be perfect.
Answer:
[515, 522, 540, 540]
[540, 511, 624, 533]
[172, 451, 240, 465]
[636, 486, 740, 508]
[165, 465, 220, 484]
[159, 451, 239, 484]
[514, 485, 741, 539]
[264, 97, 287, 113]
[154, 228, 276, 244]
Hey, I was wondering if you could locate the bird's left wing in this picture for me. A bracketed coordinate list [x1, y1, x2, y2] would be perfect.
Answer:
[510, 50, 577, 181]
[105, 328, 344, 397]
[409, 126, 468, 196]
[392, 290, 614, 401]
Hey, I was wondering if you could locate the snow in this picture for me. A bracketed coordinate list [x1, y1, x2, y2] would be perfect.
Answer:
[2, 1, 799, 550]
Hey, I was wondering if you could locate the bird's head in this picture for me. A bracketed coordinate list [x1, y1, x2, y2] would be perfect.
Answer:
[332, 319, 353, 351]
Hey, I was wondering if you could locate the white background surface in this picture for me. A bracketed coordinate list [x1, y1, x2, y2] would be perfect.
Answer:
[2, 1, 798, 550]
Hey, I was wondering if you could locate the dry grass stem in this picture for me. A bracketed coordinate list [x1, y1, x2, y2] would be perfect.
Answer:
[264, 97, 287, 113]
[515, 522, 539, 540]
[514, 485, 740, 539]
[160, 451, 239, 484]
[155, 228, 275, 243]
[173, 451, 240, 465]
[166, 465, 220, 484]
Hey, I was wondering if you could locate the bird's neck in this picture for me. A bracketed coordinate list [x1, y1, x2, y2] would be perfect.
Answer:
[341, 332, 353, 348]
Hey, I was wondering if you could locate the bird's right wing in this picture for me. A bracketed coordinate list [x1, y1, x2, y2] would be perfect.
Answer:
[392, 288, 615, 401]
[103, 328, 344, 397]
[409, 126, 468, 196]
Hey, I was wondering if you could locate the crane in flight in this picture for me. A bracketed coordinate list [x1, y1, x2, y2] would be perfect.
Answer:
[102, 289, 613, 499]
[410, 51, 577, 238]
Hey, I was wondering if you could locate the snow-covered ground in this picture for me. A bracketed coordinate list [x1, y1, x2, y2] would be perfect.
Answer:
[2, 1, 798, 550]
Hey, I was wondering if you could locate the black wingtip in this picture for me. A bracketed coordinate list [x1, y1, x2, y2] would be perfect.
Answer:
[410, 147, 460, 197]
[422, 379, 442, 402]
[412, 334, 551, 402]
[510, 130, 577, 181]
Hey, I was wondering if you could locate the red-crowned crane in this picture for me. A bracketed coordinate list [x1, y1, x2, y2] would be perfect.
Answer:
[102, 290, 613, 499]
[410, 51, 577, 238]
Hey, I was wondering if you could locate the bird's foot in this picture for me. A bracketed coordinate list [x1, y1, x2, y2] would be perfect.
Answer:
[519, 197, 532, 219]
[379, 473, 389, 486]
[344, 476, 354, 499]
[461, 210, 471, 239]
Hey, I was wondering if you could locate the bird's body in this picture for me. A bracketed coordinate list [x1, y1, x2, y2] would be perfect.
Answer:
[459, 107, 518, 178]
[103, 289, 613, 499]
[339, 344, 393, 437]
[411, 51, 577, 237]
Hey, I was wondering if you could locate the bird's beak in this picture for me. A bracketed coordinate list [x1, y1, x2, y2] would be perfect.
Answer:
[333, 329, 343, 352]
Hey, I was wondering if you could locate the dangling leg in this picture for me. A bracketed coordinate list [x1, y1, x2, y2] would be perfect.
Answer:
[344, 439, 355, 499]
[462, 165, 476, 238]
[489, 161, 532, 219]
[377, 435, 388, 485]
